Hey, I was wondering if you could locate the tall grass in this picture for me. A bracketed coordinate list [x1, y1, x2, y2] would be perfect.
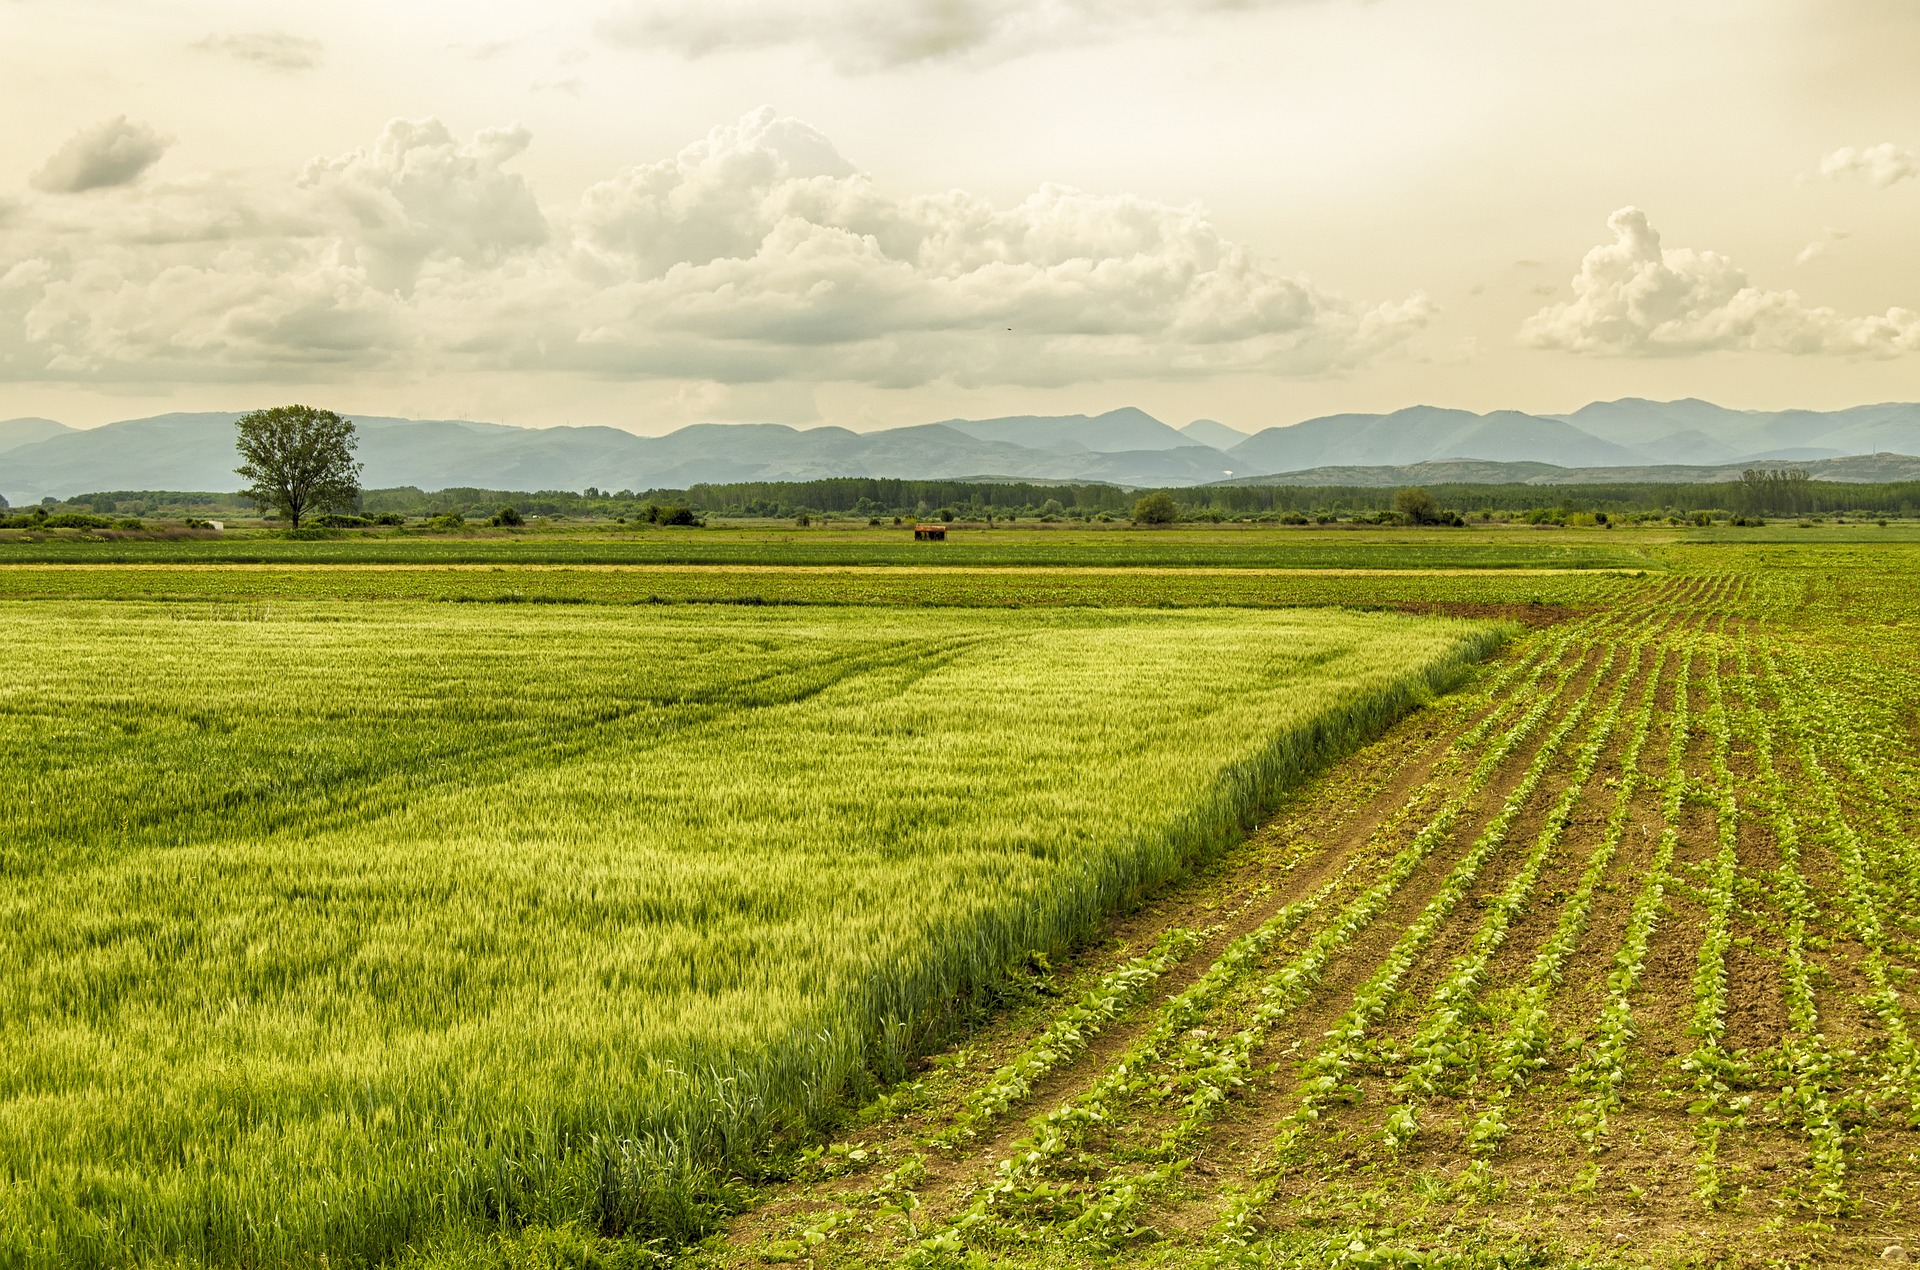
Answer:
[0, 602, 1501, 1266]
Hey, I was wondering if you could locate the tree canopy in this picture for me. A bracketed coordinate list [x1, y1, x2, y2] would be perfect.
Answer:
[1393, 486, 1442, 524]
[234, 406, 362, 528]
[1132, 491, 1179, 524]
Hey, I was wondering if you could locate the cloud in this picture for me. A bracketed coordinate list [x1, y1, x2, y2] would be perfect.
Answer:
[192, 32, 324, 71]
[30, 117, 171, 193]
[1795, 227, 1851, 266]
[1815, 142, 1918, 187]
[601, 0, 1304, 71]
[1520, 207, 1920, 357]
[0, 108, 1427, 387]
[296, 118, 549, 292]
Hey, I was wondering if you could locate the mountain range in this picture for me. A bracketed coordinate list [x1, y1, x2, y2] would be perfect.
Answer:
[4, 399, 1920, 502]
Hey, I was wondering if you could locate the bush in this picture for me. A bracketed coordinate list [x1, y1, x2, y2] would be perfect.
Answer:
[1278, 511, 1308, 525]
[658, 506, 698, 527]
[489, 506, 525, 527]
[112, 518, 145, 531]
[40, 513, 114, 529]
[1393, 487, 1442, 525]
[373, 513, 406, 526]
[1132, 492, 1178, 525]
[426, 512, 466, 530]
[311, 514, 374, 528]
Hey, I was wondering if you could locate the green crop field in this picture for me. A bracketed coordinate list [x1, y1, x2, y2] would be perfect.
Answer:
[7, 531, 1920, 1269]
[0, 524, 1654, 570]
[0, 602, 1497, 1268]
[0, 561, 1641, 611]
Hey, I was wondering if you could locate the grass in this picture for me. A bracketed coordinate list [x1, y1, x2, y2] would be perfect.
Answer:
[0, 602, 1500, 1268]
[0, 524, 1657, 570]
[0, 562, 1639, 610]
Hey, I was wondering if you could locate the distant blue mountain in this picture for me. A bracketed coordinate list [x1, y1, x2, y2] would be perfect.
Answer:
[4, 398, 1919, 500]
[1227, 407, 1644, 472]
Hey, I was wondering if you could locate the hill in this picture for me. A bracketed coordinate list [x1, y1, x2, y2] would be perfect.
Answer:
[7, 399, 1920, 501]
[1218, 452, 1920, 487]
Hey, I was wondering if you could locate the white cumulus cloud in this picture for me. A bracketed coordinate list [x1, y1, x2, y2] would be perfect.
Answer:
[601, 0, 1304, 71]
[298, 118, 548, 293]
[1816, 142, 1919, 188]
[1519, 206, 1920, 358]
[0, 108, 1428, 388]
[30, 117, 172, 193]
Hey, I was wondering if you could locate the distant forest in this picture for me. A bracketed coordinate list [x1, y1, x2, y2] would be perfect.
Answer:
[29, 468, 1920, 522]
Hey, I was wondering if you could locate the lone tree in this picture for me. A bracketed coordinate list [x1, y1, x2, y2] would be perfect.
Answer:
[1132, 491, 1179, 525]
[1393, 486, 1442, 525]
[235, 405, 362, 528]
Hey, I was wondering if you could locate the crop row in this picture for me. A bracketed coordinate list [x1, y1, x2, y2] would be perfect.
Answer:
[1278, 639, 1621, 1148]
[1566, 647, 1694, 1146]
[1385, 638, 1648, 1154]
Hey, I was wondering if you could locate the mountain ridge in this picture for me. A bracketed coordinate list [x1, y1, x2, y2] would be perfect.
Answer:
[6, 400, 1920, 500]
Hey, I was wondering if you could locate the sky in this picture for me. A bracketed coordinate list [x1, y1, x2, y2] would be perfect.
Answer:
[3, 0, 1918, 435]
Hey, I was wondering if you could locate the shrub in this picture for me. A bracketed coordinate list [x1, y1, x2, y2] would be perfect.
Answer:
[41, 513, 114, 529]
[1132, 492, 1178, 525]
[373, 513, 406, 526]
[112, 518, 145, 531]
[489, 506, 525, 527]
[1393, 487, 1442, 525]
[310, 514, 374, 528]
[658, 506, 698, 527]
[427, 512, 466, 530]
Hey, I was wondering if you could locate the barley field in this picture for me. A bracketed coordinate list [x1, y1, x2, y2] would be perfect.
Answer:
[0, 602, 1496, 1268]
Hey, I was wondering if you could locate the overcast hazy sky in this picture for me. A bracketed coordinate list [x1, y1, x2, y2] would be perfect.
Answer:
[4, 0, 1918, 432]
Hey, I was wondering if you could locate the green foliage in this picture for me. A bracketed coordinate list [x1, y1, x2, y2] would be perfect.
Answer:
[1132, 492, 1178, 524]
[427, 511, 467, 529]
[1393, 487, 1442, 524]
[234, 405, 363, 529]
[489, 506, 525, 527]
